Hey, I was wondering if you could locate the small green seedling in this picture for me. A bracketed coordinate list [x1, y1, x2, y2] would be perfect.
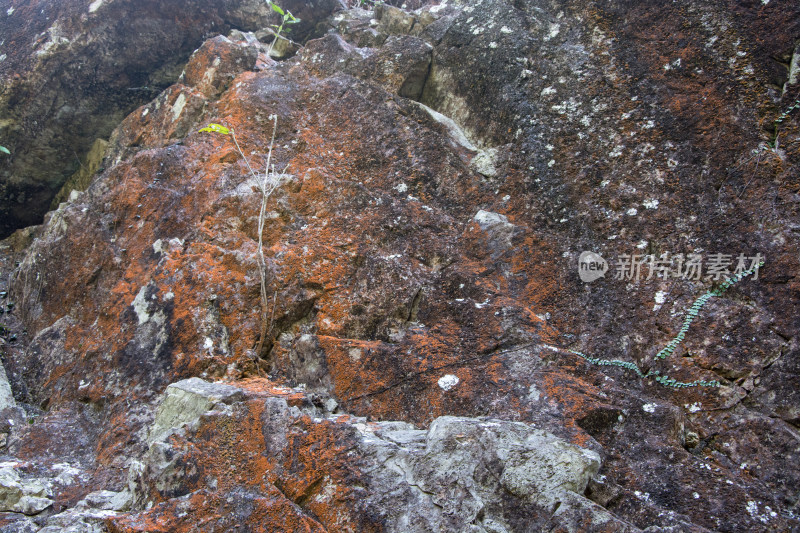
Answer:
[267, 2, 301, 55]
[0, 146, 9, 155]
[200, 118, 282, 360]
[198, 123, 231, 135]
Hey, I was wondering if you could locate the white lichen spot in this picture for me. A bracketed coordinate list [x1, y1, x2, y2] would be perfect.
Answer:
[626, 208, 638, 216]
[547, 159, 555, 167]
[643, 198, 659, 209]
[394, 182, 408, 193]
[653, 291, 667, 312]
[500, 26, 513, 34]
[489, 41, 498, 49]
[438, 374, 460, 391]
[693, 492, 700, 499]
[88, 0, 104, 13]
[132, 286, 152, 325]
[551, 98, 580, 115]
[203, 337, 214, 351]
[609, 145, 624, 158]
[541, 86, 556, 97]
[152, 239, 164, 254]
[642, 403, 657, 413]
[636, 240, 649, 249]
[141, 107, 149, 117]
[348, 348, 362, 362]
[685, 402, 702, 413]
[545, 22, 560, 41]
[591, 101, 608, 113]
[528, 384, 541, 401]
[746, 501, 772, 524]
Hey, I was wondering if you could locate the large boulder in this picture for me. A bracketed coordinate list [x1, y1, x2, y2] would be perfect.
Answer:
[0, 0, 798, 531]
[116, 377, 628, 532]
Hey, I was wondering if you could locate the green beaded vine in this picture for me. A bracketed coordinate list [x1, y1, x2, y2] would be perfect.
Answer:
[775, 99, 799, 126]
[568, 261, 764, 389]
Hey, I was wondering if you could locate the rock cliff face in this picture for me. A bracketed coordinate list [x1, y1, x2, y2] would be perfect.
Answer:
[0, 0, 341, 237]
[0, 0, 799, 531]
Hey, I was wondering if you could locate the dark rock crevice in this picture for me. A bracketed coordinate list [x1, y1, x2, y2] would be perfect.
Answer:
[0, 0, 344, 239]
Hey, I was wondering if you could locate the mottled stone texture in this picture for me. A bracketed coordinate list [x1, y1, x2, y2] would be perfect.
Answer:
[0, 0, 799, 531]
[0, 0, 342, 237]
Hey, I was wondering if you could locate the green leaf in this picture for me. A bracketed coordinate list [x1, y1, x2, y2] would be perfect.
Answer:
[0, 146, 9, 155]
[270, 2, 285, 16]
[199, 123, 231, 135]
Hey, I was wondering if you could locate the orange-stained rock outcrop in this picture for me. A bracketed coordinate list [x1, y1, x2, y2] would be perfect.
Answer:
[0, 0, 799, 531]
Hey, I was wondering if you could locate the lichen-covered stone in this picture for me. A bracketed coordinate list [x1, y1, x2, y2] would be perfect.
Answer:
[0, 467, 53, 515]
[0, 0, 798, 531]
[146, 378, 245, 445]
[118, 378, 622, 532]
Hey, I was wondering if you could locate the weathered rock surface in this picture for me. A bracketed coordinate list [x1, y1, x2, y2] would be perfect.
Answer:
[0, 0, 342, 238]
[0, 466, 52, 514]
[117, 377, 627, 532]
[0, 0, 798, 531]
